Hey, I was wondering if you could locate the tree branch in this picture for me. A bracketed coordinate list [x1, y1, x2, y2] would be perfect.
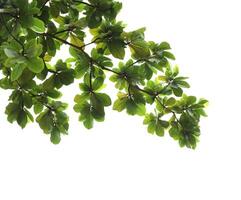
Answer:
[53, 27, 76, 35]
[126, 59, 146, 69]
[47, 33, 122, 76]
[40, 0, 50, 10]
[46, 33, 173, 103]
[42, 58, 57, 74]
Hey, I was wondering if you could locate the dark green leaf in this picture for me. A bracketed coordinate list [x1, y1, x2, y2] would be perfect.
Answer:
[34, 102, 44, 114]
[88, 11, 102, 28]
[17, 110, 28, 129]
[107, 40, 125, 59]
[95, 93, 112, 106]
[172, 87, 183, 97]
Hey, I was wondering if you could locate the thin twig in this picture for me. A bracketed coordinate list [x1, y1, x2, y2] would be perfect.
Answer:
[40, 0, 50, 10]
[53, 27, 76, 35]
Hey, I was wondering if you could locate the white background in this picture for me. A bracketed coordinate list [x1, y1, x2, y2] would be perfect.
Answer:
[0, 0, 241, 199]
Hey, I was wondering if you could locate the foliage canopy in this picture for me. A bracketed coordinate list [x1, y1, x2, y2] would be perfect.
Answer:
[0, 0, 208, 148]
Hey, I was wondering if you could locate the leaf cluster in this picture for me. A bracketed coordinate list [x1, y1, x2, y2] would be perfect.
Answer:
[0, 0, 207, 148]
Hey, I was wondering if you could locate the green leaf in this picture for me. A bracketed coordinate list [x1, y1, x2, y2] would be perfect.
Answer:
[176, 80, 190, 88]
[14, 0, 28, 12]
[47, 89, 62, 99]
[173, 65, 179, 77]
[70, 34, 84, 48]
[113, 98, 127, 112]
[25, 39, 43, 58]
[95, 93, 112, 106]
[78, 102, 94, 129]
[126, 99, 146, 116]
[92, 77, 104, 91]
[5, 105, 18, 123]
[49, 2, 60, 18]
[26, 57, 44, 73]
[25, 109, 34, 122]
[36, 111, 54, 133]
[46, 36, 56, 57]
[91, 106, 105, 121]
[107, 40, 125, 59]
[30, 18, 46, 33]
[172, 87, 183, 97]
[79, 83, 90, 92]
[129, 40, 150, 59]
[140, 63, 153, 80]
[4, 48, 19, 58]
[147, 122, 156, 134]
[169, 127, 180, 140]
[88, 11, 102, 28]
[159, 42, 171, 50]
[34, 102, 44, 114]
[58, 70, 75, 85]
[23, 93, 33, 108]
[83, 115, 94, 129]
[74, 62, 89, 79]
[163, 51, 175, 60]
[17, 110, 28, 129]
[166, 97, 176, 106]
[187, 96, 197, 105]
[155, 123, 164, 137]
[50, 127, 61, 144]
[74, 93, 89, 105]
[11, 64, 26, 81]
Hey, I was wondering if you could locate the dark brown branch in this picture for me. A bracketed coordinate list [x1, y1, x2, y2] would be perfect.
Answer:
[48, 34, 85, 51]
[126, 59, 146, 69]
[47, 33, 174, 104]
[82, 37, 101, 48]
[53, 28, 76, 35]
[42, 58, 57, 74]
[40, 0, 50, 10]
